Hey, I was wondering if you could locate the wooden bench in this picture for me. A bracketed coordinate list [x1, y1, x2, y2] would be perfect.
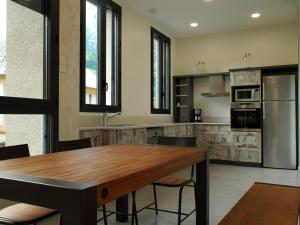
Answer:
[219, 182, 300, 225]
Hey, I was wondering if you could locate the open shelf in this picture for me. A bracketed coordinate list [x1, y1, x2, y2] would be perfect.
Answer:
[175, 84, 188, 87]
[176, 95, 188, 97]
[173, 77, 194, 122]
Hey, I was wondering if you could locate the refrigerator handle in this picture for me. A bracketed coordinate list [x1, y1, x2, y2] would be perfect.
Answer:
[262, 82, 265, 100]
[263, 102, 265, 119]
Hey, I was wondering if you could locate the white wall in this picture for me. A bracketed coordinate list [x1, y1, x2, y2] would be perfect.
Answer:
[80, 0, 176, 127]
[175, 24, 298, 75]
[59, 0, 81, 140]
[175, 24, 298, 121]
[194, 77, 230, 122]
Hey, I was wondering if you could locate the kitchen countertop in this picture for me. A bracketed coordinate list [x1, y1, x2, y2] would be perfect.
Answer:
[80, 122, 231, 131]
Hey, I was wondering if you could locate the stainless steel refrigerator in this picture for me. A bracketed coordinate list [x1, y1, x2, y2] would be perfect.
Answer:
[263, 75, 297, 169]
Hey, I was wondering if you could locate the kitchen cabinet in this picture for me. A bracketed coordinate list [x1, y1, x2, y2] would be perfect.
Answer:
[232, 131, 261, 163]
[80, 130, 117, 146]
[80, 123, 262, 165]
[134, 129, 147, 145]
[117, 129, 135, 144]
[163, 125, 195, 137]
[230, 70, 261, 86]
[195, 125, 232, 161]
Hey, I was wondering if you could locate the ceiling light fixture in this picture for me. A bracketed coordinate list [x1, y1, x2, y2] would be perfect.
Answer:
[251, 13, 261, 18]
[190, 22, 198, 27]
[148, 8, 158, 14]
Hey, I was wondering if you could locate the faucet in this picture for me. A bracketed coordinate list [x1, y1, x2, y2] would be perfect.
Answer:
[103, 111, 121, 127]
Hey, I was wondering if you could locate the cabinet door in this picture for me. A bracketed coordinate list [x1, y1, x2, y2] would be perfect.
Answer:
[163, 126, 177, 136]
[102, 130, 117, 145]
[80, 130, 102, 146]
[232, 132, 261, 163]
[209, 145, 232, 161]
[186, 125, 194, 137]
[230, 70, 261, 86]
[134, 129, 146, 145]
[118, 129, 134, 144]
[233, 149, 261, 163]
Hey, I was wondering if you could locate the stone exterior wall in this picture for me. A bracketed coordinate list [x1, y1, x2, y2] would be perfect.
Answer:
[5, 1, 44, 155]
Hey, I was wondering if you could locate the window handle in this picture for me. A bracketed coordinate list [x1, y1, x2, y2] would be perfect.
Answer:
[105, 82, 108, 91]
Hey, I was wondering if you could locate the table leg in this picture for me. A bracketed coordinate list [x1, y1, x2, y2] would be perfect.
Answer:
[116, 195, 129, 222]
[61, 187, 97, 225]
[196, 159, 209, 225]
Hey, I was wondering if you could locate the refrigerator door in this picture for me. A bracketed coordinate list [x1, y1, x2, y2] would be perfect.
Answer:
[263, 75, 295, 101]
[263, 100, 296, 169]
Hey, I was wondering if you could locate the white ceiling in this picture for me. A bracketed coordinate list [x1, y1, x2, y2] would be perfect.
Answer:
[124, 0, 298, 38]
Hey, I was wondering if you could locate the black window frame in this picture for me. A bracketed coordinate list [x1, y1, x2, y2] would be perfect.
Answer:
[0, 0, 59, 153]
[151, 27, 171, 114]
[80, 0, 122, 113]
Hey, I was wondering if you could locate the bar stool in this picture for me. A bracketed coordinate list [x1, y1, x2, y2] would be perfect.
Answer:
[56, 138, 138, 225]
[135, 136, 197, 225]
[0, 144, 60, 225]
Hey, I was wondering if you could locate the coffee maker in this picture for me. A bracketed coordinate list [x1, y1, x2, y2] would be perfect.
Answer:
[193, 108, 202, 122]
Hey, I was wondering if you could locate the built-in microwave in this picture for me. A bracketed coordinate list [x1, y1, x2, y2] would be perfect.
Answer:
[232, 86, 260, 102]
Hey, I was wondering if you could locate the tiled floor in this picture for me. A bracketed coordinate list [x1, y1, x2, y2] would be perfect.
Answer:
[1, 164, 299, 225]
[104, 164, 300, 225]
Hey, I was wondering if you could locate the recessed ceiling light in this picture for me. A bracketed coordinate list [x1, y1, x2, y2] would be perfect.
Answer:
[251, 13, 261, 18]
[148, 8, 158, 14]
[204, 0, 212, 2]
[190, 23, 198, 27]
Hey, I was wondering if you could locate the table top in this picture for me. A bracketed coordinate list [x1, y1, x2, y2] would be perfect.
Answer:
[0, 144, 207, 205]
[219, 183, 300, 225]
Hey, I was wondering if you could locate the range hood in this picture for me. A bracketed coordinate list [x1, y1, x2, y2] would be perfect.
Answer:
[201, 75, 230, 97]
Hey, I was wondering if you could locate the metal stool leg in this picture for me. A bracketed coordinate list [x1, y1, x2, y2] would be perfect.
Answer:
[131, 192, 139, 225]
[193, 181, 197, 209]
[178, 186, 184, 225]
[153, 184, 158, 215]
[102, 204, 108, 225]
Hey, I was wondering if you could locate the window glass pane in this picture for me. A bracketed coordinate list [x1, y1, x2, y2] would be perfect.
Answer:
[106, 8, 119, 106]
[85, 1, 99, 105]
[0, 114, 46, 155]
[152, 36, 160, 109]
[0, 0, 45, 99]
[163, 41, 170, 109]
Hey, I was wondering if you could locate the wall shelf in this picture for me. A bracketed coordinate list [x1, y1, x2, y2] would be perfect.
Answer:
[176, 95, 188, 97]
[173, 77, 194, 122]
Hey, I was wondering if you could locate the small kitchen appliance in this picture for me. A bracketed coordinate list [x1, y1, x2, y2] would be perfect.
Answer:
[193, 108, 202, 122]
[232, 86, 260, 102]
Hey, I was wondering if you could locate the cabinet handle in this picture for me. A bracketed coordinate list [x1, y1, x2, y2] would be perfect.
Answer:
[262, 82, 265, 100]
[263, 102, 265, 120]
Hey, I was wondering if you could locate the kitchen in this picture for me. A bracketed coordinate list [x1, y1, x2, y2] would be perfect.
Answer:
[0, 1, 299, 225]
[78, 1, 300, 223]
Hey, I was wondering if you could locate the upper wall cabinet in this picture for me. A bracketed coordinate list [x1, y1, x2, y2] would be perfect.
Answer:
[230, 70, 261, 86]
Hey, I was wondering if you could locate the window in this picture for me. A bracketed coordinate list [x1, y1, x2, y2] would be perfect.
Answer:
[81, 0, 121, 112]
[0, 0, 59, 153]
[151, 27, 171, 114]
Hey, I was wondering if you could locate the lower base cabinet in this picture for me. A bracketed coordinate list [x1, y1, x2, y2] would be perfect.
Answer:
[80, 124, 262, 165]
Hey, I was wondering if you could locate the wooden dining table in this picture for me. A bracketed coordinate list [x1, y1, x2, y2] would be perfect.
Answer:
[0, 144, 209, 225]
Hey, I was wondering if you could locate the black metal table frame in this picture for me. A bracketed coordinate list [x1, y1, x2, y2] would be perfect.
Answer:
[0, 160, 209, 225]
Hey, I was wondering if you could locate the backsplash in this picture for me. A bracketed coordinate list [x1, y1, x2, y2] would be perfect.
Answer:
[194, 76, 231, 120]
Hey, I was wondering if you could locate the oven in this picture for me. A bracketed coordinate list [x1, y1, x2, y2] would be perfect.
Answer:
[232, 86, 260, 102]
[231, 103, 261, 131]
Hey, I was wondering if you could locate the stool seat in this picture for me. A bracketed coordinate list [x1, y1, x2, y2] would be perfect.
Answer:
[153, 176, 190, 187]
[0, 203, 57, 224]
